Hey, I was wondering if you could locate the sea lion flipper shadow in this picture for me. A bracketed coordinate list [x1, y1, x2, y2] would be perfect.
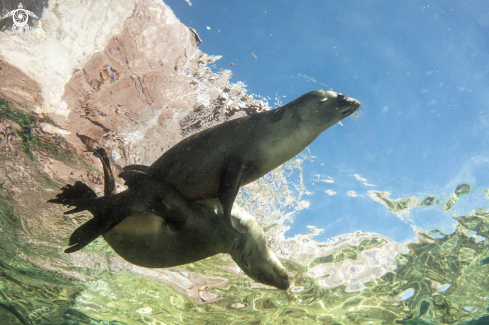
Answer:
[219, 160, 249, 234]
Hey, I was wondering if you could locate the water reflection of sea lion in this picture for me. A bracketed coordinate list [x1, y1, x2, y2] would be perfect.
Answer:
[50, 90, 360, 247]
[52, 149, 289, 290]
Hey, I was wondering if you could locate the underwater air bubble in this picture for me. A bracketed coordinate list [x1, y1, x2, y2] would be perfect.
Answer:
[136, 307, 152, 315]
[431, 281, 451, 293]
[291, 286, 304, 293]
[229, 302, 247, 309]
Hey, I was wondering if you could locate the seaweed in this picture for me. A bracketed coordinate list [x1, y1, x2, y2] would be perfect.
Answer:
[0, 99, 74, 162]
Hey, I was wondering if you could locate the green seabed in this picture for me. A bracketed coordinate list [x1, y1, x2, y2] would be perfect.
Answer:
[1, 100, 489, 324]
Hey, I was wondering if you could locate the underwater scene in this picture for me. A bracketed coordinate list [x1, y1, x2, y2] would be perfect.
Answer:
[1, 0, 489, 324]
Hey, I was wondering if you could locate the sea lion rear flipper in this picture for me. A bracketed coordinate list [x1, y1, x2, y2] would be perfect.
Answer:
[48, 181, 98, 204]
[48, 146, 134, 253]
[219, 161, 249, 234]
[63, 149, 134, 252]
[65, 201, 131, 253]
[64, 217, 110, 253]
[85, 148, 116, 196]
[50, 193, 132, 253]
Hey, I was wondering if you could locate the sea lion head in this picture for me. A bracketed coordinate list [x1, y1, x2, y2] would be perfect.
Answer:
[229, 205, 290, 290]
[287, 90, 361, 131]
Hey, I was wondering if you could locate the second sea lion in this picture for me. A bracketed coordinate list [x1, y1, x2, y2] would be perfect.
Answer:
[52, 148, 289, 289]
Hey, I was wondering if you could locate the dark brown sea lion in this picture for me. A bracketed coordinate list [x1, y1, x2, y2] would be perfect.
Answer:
[131, 90, 360, 232]
[52, 149, 289, 290]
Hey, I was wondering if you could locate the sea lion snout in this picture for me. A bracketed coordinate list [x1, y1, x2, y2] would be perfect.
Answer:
[338, 94, 361, 117]
[273, 265, 290, 290]
[256, 266, 290, 290]
[262, 256, 290, 290]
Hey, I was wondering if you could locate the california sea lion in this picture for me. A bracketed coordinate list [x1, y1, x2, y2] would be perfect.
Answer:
[50, 90, 360, 248]
[53, 149, 289, 289]
[104, 202, 289, 289]
[135, 90, 360, 232]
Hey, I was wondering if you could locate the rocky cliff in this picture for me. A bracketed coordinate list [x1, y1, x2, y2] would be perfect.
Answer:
[1, 0, 267, 172]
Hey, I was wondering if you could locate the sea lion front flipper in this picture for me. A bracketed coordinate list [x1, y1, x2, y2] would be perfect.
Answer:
[123, 164, 149, 172]
[118, 168, 192, 229]
[117, 168, 191, 228]
[143, 180, 192, 228]
[229, 205, 290, 290]
[119, 166, 149, 188]
[219, 160, 249, 234]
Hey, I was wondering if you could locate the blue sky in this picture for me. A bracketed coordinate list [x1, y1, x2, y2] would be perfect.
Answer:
[165, 0, 489, 242]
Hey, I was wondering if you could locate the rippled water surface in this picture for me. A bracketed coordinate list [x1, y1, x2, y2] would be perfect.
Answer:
[1, 0, 489, 324]
[1, 98, 489, 324]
